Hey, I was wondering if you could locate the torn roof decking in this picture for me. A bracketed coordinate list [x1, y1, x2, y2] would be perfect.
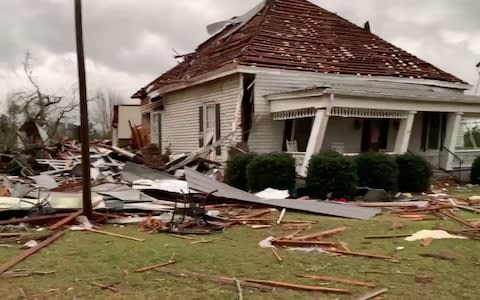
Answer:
[185, 168, 380, 220]
[134, 0, 465, 97]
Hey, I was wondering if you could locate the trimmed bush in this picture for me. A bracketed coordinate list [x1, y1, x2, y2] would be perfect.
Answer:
[224, 153, 257, 190]
[471, 157, 480, 184]
[396, 153, 433, 192]
[246, 152, 296, 192]
[306, 151, 358, 199]
[356, 152, 399, 193]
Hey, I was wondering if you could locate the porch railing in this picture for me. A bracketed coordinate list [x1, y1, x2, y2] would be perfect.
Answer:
[287, 152, 305, 173]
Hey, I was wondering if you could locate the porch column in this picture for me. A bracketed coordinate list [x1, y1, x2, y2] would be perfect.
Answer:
[394, 111, 416, 154]
[441, 112, 463, 170]
[301, 109, 329, 176]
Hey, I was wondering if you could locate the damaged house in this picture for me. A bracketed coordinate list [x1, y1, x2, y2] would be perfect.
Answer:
[133, 0, 480, 175]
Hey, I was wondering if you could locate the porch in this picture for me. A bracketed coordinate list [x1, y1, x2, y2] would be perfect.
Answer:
[267, 84, 480, 176]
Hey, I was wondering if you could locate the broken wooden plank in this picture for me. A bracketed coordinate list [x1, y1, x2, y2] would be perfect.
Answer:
[0, 233, 26, 238]
[49, 200, 103, 230]
[244, 279, 351, 293]
[271, 240, 338, 247]
[271, 248, 282, 262]
[134, 260, 177, 273]
[364, 233, 412, 239]
[154, 268, 274, 292]
[419, 253, 457, 261]
[293, 227, 348, 241]
[0, 230, 66, 275]
[325, 249, 398, 261]
[420, 238, 433, 247]
[438, 210, 478, 229]
[297, 274, 376, 288]
[87, 229, 145, 242]
[232, 209, 276, 220]
[89, 282, 119, 293]
[355, 288, 388, 300]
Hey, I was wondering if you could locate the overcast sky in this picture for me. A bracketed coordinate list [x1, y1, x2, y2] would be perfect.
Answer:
[0, 0, 479, 112]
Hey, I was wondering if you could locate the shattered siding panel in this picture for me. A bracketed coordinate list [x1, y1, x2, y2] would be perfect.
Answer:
[160, 74, 242, 160]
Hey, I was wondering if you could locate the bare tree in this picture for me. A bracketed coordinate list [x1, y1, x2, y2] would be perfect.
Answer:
[8, 52, 83, 144]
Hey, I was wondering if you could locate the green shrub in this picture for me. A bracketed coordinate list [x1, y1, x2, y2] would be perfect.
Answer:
[471, 157, 480, 184]
[246, 152, 296, 192]
[306, 151, 358, 199]
[396, 153, 433, 192]
[224, 153, 257, 190]
[356, 152, 399, 193]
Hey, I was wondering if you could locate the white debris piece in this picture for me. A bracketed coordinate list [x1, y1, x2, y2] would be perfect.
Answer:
[404, 230, 467, 241]
[132, 179, 191, 194]
[258, 236, 275, 248]
[255, 188, 290, 199]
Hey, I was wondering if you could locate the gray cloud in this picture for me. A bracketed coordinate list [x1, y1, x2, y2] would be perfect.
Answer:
[0, 0, 478, 105]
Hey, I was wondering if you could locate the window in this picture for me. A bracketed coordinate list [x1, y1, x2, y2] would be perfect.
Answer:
[199, 103, 221, 155]
[457, 117, 480, 149]
[421, 112, 447, 151]
[205, 105, 216, 130]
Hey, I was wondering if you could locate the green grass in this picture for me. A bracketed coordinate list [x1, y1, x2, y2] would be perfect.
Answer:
[0, 211, 479, 299]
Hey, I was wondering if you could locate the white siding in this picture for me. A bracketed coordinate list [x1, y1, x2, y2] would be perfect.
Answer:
[118, 106, 142, 139]
[160, 74, 242, 160]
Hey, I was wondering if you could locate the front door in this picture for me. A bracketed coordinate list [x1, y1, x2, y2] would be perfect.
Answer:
[361, 119, 389, 152]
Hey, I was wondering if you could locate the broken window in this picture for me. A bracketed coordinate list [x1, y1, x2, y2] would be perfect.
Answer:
[421, 112, 447, 151]
[241, 74, 255, 142]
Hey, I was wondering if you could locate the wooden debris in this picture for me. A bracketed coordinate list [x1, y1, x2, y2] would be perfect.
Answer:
[87, 228, 145, 242]
[249, 225, 273, 229]
[134, 260, 177, 273]
[360, 270, 414, 276]
[271, 240, 337, 248]
[276, 209, 287, 224]
[438, 210, 477, 229]
[420, 238, 433, 247]
[191, 238, 215, 245]
[155, 268, 274, 292]
[293, 227, 348, 241]
[325, 249, 398, 261]
[364, 234, 412, 239]
[415, 274, 433, 284]
[419, 253, 457, 261]
[0, 233, 26, 238]
[355, 288, 388, 300]
[168, 234, 196, 240]
[391, 220, 404, 229]
[90, 282, 119, 293]
[0, 230, 66, 275]
[0, 269, 56, 278]
[49, 200, 102, 230]
[232, 209, 275, 220]
[338, 241, 352, 252]
[244, 279, 351, 293]
[271, 248, 283, 262]
[235, 279, 243, 300]
[298, 274, 376, 288]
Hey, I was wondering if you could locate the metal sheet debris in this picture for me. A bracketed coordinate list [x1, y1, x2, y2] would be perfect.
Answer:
[185, 168, 381, 220]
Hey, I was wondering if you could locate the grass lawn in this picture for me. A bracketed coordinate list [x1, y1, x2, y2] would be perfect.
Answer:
[0, 207, 479, 299]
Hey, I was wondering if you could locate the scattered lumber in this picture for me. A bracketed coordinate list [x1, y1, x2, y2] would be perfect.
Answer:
[232, 209, 275, 220]
[155, 268, 274, 292]
[244, 279, 351, 293]
[89, 282, 119, 293]
[0, 233, 26, 237]
[0, 230, 66, 275]
[325, 249, 398, 261]
[134, 260, 177, 273]
[292, 227, 348, 241]
[271, 240, 338, 247]
[87, 229, 145, 242]
[49, 200, 103, 230]
[355, 288, 388, 300]
[438, 210, 477, 229]
[298, 274, 376, 288]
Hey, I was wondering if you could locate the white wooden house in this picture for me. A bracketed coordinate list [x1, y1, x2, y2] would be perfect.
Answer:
[133, 0, 480, 175]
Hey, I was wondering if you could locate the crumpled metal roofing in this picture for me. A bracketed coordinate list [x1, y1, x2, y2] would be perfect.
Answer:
[133, 0, 465, 98]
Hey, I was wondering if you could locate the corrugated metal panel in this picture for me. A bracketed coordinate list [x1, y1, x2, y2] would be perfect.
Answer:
[185, 167, 381, 220]
[160, 74, 242, 160]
